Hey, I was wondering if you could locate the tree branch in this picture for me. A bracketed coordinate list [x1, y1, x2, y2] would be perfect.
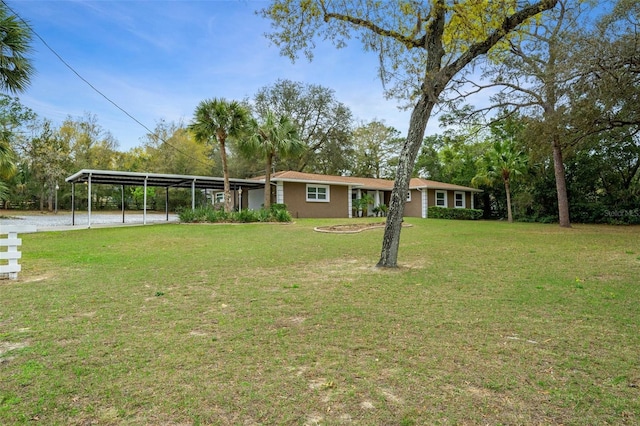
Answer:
[447, 0, 559, 77]
[322, 9, 424, 49]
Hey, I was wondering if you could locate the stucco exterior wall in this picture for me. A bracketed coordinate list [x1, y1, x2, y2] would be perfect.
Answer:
[404, 189, 423, 217]
[425, 189, 474, 210]
[427, 189, 437, 207]
[277, 180, 476, 218]
[282, 182, 349, 218]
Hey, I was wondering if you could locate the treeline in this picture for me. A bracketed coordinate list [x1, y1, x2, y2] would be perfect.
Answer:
[0, 80, 403, 213]
[415, 116, 640, 225]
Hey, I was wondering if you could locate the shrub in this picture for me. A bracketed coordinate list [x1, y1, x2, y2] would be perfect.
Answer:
[270, 203, 287, 213]
[257, 208, 272, 222]
[178, 205, 292, 224]
[235, 209, 259, 223]
[206, 208, 229, 222]
[372, 204, 388, 217]
[272, 208, 292, 222]
[428, 206, 483, 220]
[177, 207, 197, 222]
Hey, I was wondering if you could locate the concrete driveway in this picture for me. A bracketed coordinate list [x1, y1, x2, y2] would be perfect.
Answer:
[0, 211, 179, 232]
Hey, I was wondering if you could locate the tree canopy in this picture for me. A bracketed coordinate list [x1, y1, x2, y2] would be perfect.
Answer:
[252, 79, 352, 174]
[189, 98, 251, 213]
[261, 0, 559, 267]
[238, 111, 304, 208]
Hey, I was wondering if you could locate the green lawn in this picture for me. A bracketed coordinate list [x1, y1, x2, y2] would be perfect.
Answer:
[1, 219, 639, 425]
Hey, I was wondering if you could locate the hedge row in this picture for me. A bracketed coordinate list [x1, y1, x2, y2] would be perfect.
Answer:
[428, 206, 483, 220]
[178, 204, 292, 223]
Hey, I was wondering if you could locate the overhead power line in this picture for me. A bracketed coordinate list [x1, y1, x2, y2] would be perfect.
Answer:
[1, 0, 210, 167]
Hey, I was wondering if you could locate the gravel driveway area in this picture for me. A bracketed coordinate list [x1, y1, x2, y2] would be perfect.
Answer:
[0, 212, 179, 232]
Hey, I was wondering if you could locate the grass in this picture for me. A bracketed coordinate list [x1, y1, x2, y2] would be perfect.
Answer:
[1, 218, 639, 425]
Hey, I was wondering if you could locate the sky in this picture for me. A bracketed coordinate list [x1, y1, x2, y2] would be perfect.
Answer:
[7, 0, 432, 152]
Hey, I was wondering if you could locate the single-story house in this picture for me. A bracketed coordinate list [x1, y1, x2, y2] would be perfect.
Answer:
[235, 171, 481, 219]
[65, 169, 480, 221]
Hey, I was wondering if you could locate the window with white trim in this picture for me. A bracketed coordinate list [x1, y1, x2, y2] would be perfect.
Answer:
[306, 184, 330, 202]
[454, 191, 465, 208]
[435, 190, 447, 207]
[214, 192, 225, 204]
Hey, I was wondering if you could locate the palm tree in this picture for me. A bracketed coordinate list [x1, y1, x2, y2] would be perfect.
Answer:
[0, 4, 34, 94]
[189, 99, 250, 213]
[0, 5, 34, 200]
[239, 111, 304, 208]
[473, 139, 528, 223]
[0, 139, 16, 200]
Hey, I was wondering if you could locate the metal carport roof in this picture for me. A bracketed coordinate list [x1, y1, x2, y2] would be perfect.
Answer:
[65, 169, 265, 227]
[66, 169, 265, 190]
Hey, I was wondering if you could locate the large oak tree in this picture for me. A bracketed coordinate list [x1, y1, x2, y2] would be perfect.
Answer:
[261, 0, 558, 267]
[252, 79, 353, 174]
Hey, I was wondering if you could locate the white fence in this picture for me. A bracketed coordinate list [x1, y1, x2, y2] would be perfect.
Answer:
[0, 225, 37, 280]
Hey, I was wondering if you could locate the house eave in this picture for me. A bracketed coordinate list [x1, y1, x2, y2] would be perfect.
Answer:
[270, 177, 364, 187]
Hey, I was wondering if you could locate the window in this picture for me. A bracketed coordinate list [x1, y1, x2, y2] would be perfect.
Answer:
[406, 190, 412, 202]
[435, 190, 447, 207]
[214, 192, 225, 204]
[454, 191, 465, 208]
[306, 184, 330, 202]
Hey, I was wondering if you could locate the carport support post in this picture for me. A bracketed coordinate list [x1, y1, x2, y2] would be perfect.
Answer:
[88, 173, 92, 228]
[121, 185, 125, 223]
[191, 180, 196, 210]
[72, 183, 75, 225]
[143, 176, 148, 225]
[165, 187, 169, 221]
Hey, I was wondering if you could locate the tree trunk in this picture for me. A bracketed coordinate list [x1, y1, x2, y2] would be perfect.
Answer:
[504, 179, 513, 223]
[39, 186, 45, 212]
[377, 93, 434, 268]
[552, 136, 571, 227]
[264, 153, 273, 209]
[219, 139, 232, 213]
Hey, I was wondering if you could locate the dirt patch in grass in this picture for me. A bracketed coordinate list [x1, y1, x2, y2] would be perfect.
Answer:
[0, 341, 28, 357]
[314, 222, 412, 233]
[0, 341, 29, 364]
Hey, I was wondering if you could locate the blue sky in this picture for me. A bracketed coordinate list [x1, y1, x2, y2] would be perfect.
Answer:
[8, 0, 424, 151]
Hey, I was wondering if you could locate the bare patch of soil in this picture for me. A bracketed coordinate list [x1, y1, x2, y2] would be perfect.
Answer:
[0, 341, 28, 363]
[314, 222, 412, 233]
[314, 222, 386, 233]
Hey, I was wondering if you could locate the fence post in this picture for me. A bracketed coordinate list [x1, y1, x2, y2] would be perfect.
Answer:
[0, 225, 37, 280]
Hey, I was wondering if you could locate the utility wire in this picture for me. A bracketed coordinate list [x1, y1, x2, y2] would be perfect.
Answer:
[2, 0, 211, 168]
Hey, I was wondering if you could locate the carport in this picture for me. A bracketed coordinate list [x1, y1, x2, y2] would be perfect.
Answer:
[65, 169, 265, 227]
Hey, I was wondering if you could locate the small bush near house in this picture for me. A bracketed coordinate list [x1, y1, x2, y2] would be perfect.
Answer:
[270, 203, 288, 212]
[272, 208, 293, 222]
[178, 205, 292, 223]
[428, 206, 483, 220]
[175, 206, 197, 222]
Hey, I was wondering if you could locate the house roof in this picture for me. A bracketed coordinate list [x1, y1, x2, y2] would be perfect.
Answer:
[268, 171, 481, 192]
[409, 177, 483, 192]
